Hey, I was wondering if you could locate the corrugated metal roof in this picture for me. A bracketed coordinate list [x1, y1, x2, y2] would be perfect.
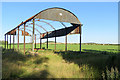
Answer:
[35, 7, 81, 24]
[5, 7, 81, 35]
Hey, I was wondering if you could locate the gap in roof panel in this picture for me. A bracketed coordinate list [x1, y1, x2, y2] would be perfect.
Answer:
[35, 20, 48, 33]
[60, 22, 72, 27]
[39, 19, 72, 31]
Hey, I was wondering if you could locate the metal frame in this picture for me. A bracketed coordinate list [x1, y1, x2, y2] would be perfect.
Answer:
[7, 35, 8, 49]
[32, 18, 35, 51]
[18, 27, 19, 50]
[25, 25, 41, 34]
[24, 23, 26, 54]
[10, 34, 11, 49]
[4, 7, 82, 53]
[35, 20, 56, 30]
[5, 34, 6, 49]
[13, 34, 14, 49]
[60, 22, 67, 52]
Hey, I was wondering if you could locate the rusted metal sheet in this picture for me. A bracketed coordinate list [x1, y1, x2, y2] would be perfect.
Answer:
[22, 30, 30, 36]
[7, 30, 16, 35]
[5, 7, 81, 35]
[35, 7, 81, 24]
[69, 26, 80, 34]
[20, 28, 32, 36]
[41, 24, 80, 39]
[5, 23, 21, 35]
[4, 7, 82, 53]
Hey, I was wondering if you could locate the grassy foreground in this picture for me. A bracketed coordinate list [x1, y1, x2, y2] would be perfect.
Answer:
[2, 44, 120, 79]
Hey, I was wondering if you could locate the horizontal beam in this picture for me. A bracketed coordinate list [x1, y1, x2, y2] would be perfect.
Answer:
[41, 24, 80, 39]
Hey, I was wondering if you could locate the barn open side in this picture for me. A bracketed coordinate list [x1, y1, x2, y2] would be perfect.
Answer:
[4, 7, 83, 54]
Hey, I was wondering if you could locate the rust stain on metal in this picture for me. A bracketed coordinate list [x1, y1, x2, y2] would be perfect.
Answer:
[35, 7, 81, 24]
[22, 30, 30, 36]
[5, 7, 81, 35]
[5, 7, 82, 53]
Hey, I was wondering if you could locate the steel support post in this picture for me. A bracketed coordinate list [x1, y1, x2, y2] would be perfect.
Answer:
[10, 34, 11, 49]
[47, 32, 48, 49]
[7, 35, 8, 49]
[5, 35, 6, 49]
[32, 18, 35, 51]
[79, 25, 82, 53]
[65, 28, 67, 52]
[24, 23, 26, 55]
[13, 35, 14, 49]
[65, 35, 67, 52]
[40, 34, 41, 49]
[18, 27, 19, 50]
[35, 34, 36, 49]
[55, 30, 56, 50]
[80, 34, 81, 53]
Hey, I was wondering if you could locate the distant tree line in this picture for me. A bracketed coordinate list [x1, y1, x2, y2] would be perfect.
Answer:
[0, 40, 118, 45]
[82, 43, 118, 45]
[0, 41, 8, 45]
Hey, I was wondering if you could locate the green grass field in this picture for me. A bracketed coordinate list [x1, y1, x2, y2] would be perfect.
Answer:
[2, 43, 120, 79]
[1, 43, 118, 53]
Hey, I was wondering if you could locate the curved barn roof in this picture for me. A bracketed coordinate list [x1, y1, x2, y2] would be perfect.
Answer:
[35, 7, 81, 24]
[5, 7, 81, 35]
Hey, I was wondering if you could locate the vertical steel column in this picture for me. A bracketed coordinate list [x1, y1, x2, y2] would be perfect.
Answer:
[13, 35, 14, 49]
[65, 35, 67, 52]
[60, 22, 67, 52]
[7, 34, 8, 49]
[35, 34, 36, 49]
[31, 37, 32, 50]
[80, 33, 81, 53]
[18, 27, 19, 50]
[40, 33, 41, 49]
[79, 24, 82, 53]
[5, 34, 6, 49]
[32, 18, 35, 51]
[65, 28, 67, 52]
[55, 30, 56, 50]
[10, 34, 11, 49]
[24, 23, 26, 55]
[47, 32, 48, 49]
